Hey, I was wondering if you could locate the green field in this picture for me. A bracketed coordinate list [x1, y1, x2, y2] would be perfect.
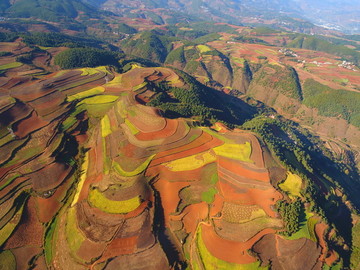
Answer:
[0, 62, 22, 70]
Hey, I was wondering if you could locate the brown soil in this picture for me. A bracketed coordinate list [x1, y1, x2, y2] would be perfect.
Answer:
[11, 246, 43, 270]
[218, 157, 270, 182]
[135, 119, 178, 141]
[12, 110, 49, 138]
[103, 242, 169, 270]
[4, 197, 43, 249]
[201, 223, 275, 264]
[30, 162, 72, 192]
[253, 234, 321, 270]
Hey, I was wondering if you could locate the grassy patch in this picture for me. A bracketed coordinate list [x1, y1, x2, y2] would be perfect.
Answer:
[44, 218, 58, 265]
[0, 62, 22, 70]
[0, 174, 21, 192]
[67, 86, 105, 101]
[197, 45, 211, 53]
[213, 142, 253, 163]
[132, 82, 147, 91]
[351, 222, 360, 269]
[0, 250, 16, 270]
[101, 115, 112, 137]
[278, 172, 302, 198]
[88, 188, 141, 214]
[285, 211, 314, 240]
[66, 207, 85, 256]
[71, 152, 89, 207]
[112, 155, 155, 177]
[201, 187, 217, 204]
[196, 226, 267, 270]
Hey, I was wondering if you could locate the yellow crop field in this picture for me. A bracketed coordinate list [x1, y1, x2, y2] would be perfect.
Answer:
[0, 62, 22, 71]
[80, 66, 109, 76]
[88, 188, 141, 214]
[164, 151, 216, 172]
[124, 118, 139, 135]
[197, 45, 212, 53]
[107, 74, 123, 86]
[67, 86, 105, 101]
[101, 115, 112, 137]
[196, 227, 267, 270]
[279, 172, 302, 198]
[213, 142, 252, 162]
[66, 207, 85, 256]
[132, 82, 147, 91]
[71, 152, 89, 207]
[78, 95, 118, 105]
[112, 155, 155, 177]
[131, 63, 142, 69]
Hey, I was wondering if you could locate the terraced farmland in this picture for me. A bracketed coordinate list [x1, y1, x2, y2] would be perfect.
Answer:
[0, 64, 339, 269]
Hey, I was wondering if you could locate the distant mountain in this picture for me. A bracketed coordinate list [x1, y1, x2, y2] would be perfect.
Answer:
[293, 0, 360, 34]
[0, 0, 101, 22]
[94, 0, 360, 34]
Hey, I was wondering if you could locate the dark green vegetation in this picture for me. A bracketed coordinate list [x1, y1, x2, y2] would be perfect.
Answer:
[54, 48, 122, 69]
[303, 79, 360, 128]
[234, 35, 269, 45]
[276, 199, 303, 236]
[121, 31, 177, 63]
[22, 32, 105, 49]
[116, 23, 137, 34]
[147, 70, 255, 125]
[251, 64, 302, 100]
[1, 0, 99, 22]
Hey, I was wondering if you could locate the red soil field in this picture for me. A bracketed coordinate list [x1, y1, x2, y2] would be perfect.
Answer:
[179, 202, 208, 234]
[135, 119, 178, 141]
[217, 181, 281, 218]
[218, 166, 270, 189]
[315, 223, 337, 266]
[36, 196, 61, 223]
[12, 111, 49, 138]
[201, 223, 275, 264]
[76, 239, 107, 263]
[35, 175, 73, 223]
[146, 164, 204, 183]
[153, 177, 190, 226]
[150, 136, 222, 167]
[209, 193, 225, 218]
[101, 236, 138, 259]
[152, 131, 213, 160]
[218, 156, 270, 182]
